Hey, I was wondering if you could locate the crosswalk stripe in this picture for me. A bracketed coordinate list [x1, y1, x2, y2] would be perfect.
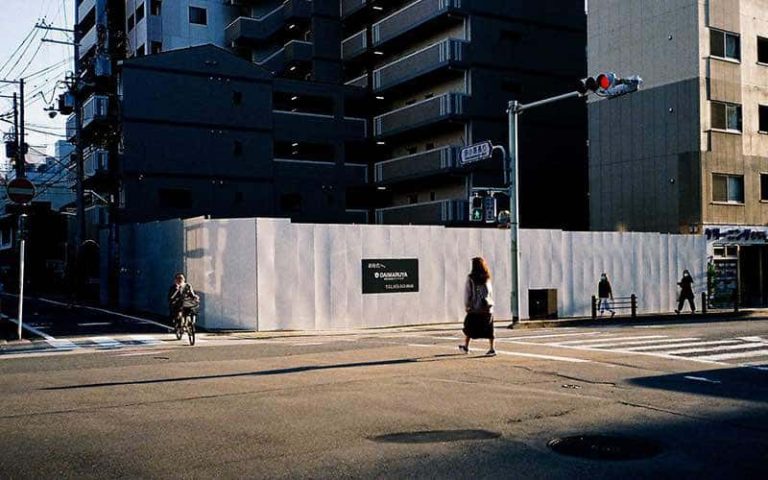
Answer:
[665, 343, 767, 356]
[90, 337, 122, 348]
[505, 332, 604, 340]
[555, 335, 667, 345]
[622, 339, 742, 351]
[695, 348, 768, 361]
[578, 337, 700, 349]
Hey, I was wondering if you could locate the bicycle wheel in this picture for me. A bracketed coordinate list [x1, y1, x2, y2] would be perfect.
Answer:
[174, 317, 182, 340]
[187, 315, 196, 346]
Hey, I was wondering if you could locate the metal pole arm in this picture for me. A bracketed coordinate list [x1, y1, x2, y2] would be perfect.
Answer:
[510, 91, 584, 114]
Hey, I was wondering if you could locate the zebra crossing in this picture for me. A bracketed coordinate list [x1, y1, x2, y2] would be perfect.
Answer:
[498, 331, 768, 368]
[0, 335, 168, 358]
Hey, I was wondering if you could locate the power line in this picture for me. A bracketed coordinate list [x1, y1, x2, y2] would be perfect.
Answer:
[0, 26, 37, 78]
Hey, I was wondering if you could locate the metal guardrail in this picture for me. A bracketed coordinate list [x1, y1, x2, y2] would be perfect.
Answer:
[591, 295, 637, 319]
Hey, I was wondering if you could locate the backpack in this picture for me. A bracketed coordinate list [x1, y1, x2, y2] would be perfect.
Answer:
[470, 279, 492, 313]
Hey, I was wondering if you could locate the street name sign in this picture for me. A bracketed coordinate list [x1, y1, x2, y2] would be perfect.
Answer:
[7, 178, 35, 204]
[460, 141, 493, 165]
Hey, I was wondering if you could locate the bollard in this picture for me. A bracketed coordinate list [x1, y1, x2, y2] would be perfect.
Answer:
[701, 292, 707, 315]
[630, 294, 637, 318]
[591, 295, 597, 319]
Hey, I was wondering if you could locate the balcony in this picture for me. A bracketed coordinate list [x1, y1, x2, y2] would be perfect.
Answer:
[375, 145, 460, 183]
[78, 27, 98, 59]
[81, 94, 110, 128]
[341, 0, 368, 18]
[259, 40, 313, 73]
[342, 29, 367, 60]
[373, 92, 468, 138]
[345, 73, 369, 89]
[225, 0, 312, 45]
[372, 0, 465, 47]
[84, 148, 109, 179]
[375, 199, 468, 225]
[373, 39, 467, 92]
[66, 114, 77, 141]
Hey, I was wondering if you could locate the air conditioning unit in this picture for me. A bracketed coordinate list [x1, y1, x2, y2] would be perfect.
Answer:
[85, 149, 109, 176]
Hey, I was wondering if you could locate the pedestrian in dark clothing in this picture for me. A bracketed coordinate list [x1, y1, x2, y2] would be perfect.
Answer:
[675, 269, 696, 314]
[598, 273, 616, 317]
[459, 257, 496, 356]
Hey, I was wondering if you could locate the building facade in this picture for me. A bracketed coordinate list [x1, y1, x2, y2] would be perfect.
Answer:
[588, 0, 768, 306]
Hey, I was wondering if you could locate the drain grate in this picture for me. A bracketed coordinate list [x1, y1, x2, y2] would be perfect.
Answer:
[548, 435, 661, 460]
[371, 429, 501, 444]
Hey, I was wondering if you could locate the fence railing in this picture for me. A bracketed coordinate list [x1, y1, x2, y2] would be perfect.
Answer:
[591, 295, 637, 319]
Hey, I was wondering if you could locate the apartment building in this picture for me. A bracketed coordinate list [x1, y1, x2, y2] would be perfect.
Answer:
[342, 0, 588, 228]
[588, 0, 768, 306]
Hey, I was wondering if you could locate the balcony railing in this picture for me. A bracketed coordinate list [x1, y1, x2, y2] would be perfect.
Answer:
[375, 199, 468, 224]
[373, 38, 467, 92]
[225, 0, 312, 44]
[375, 145, 460, 183]
[78, 27, 98, 59]
[374, 92, 468, 137]
[344, 73, 369, 89]
[84, 149, 109, 179]
[372, 0, 464, 47]
[82, 94, 110, 128]
[259, 40, 313, 72]
[341, 0, 368, 18]
[66, 114, 77, 141]
[342, 29, 367, 60]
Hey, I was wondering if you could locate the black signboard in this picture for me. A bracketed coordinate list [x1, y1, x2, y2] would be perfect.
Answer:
[362, 259, 419, 294]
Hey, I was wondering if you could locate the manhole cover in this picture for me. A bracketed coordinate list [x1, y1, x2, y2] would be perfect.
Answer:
[548, 435, 661, 460]
[371, 429, 501, 444]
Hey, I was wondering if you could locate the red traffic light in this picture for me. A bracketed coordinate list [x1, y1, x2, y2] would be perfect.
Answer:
[597, 74, 611, 90]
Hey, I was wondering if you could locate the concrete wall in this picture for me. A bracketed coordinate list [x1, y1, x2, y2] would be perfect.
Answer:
[119, 218, 706, 330]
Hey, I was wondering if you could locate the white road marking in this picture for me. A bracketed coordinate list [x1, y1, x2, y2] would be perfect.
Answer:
[78, 322, 112, 327]
[663, 342, 764, 355]
[684, 376, 722, 384]
[502, 332, 605, 340]
[623, 340, 741, 351]
[408, 343, 592, 363]
[90, 337, 121, 349]
[46, 339, 78, 350]
[554, 335, 667, 345]
[580, 337, 700, 349]
[4, 317, 55, 340]
[694, 348, 768, 361]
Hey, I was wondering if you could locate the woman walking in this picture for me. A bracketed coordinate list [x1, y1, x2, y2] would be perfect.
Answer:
[459, 257, 496, 356]
[675, 269, 696, 314]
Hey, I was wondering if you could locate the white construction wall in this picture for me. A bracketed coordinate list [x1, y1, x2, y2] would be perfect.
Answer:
[118, 218, 706, 331]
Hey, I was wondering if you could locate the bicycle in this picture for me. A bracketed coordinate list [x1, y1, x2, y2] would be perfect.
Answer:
[174, 310, 196, 346]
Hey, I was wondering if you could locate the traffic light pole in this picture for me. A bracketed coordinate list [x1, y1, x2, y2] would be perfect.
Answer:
[507, 91, 583, 324]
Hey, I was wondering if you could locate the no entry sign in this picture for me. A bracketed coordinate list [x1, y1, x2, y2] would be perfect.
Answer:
[7, 178, 35, 204]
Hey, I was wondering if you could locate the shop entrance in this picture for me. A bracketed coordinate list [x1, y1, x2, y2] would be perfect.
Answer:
[739, 246, 768, 307]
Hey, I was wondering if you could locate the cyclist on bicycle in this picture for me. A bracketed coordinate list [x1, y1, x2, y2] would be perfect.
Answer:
[168, 273, 199, 328]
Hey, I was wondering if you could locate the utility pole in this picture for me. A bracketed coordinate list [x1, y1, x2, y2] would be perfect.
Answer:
[18, 78, 25, 178]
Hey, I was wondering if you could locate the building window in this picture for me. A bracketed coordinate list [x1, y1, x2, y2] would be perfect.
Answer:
[127, 14, 135, 31]
[761, 174, 768, 201]
[136, 44, 145, 57]
[158, 188, 192, 209]
[758, 37, 768, 64]
[150, 0, 162, 16]
[760, 105, 768, 133]
[711, 101, 742, 132]
[712, 174, 744, 203]
[710, 29, 740, 61]
[189, 6, 207, 25]
[150, 41, 162, 54]
[136, 3, 145, 22]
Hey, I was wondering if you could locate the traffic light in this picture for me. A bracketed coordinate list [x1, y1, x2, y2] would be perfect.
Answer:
[484, 195, 497, 224]
[470, 194, 483, 222]
[577, 72, 642, 97]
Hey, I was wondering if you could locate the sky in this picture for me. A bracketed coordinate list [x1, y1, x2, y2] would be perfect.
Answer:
[0, 0, 75, 165]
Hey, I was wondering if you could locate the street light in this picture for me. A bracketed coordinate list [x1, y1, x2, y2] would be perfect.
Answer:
[507, 73, 643, 324]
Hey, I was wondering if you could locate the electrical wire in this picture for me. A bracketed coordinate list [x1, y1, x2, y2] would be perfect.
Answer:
[0, 26, 37, 78]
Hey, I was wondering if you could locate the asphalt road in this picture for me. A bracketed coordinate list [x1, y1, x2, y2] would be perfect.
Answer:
[0, 309, 766, 479]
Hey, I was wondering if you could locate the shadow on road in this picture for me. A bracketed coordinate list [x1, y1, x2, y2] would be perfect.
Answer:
[42, 353, 475, 391]
[627, 366, 768, 403]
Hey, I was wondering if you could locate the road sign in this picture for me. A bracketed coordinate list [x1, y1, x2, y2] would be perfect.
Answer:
[460, 141, 493, 165]
[7, 178, 35, 204]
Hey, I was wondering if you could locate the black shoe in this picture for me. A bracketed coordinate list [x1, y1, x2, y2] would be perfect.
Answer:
[486, 349, 496, 356]
[458, 345, 469, 354]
